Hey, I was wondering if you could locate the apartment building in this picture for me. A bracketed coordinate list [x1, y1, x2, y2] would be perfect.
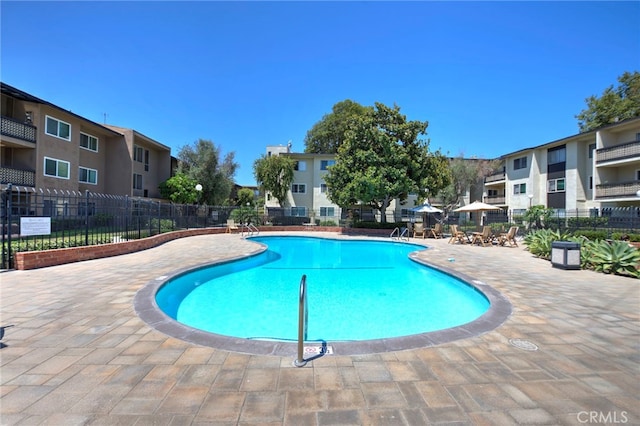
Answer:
[484, 116, 640, 216]
[1, 82, 171, 198]
[102, 125, 172, 199]
[264, 145, 342, 221]
[265, 117, 640, 223]
[264, 144, 421, 222]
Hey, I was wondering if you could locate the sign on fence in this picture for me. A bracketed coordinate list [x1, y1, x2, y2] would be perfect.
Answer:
[20, 217, 51, 236]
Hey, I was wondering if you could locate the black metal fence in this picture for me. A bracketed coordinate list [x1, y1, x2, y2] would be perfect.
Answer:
[3, 184, 640, 269]
[455, 207, 640, 235]
[1, 185, 244, 269]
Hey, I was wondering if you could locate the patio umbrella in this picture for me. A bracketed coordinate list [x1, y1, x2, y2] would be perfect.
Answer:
[453, 201, 501, 213]
[411, 203, 443, 214]
[454, 201, 502, 228]
[411, 203, 443, 227]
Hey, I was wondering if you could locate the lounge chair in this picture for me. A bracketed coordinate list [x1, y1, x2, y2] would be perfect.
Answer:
[430, 222, 443, 239]
[226, 219, 239, 233]
[413, 222, 426, 238]
[471, 226, 493, 247]
[497, 226, 519, 247]
[448, 224, 467, 244]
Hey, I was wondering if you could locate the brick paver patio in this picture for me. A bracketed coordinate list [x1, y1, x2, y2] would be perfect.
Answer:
[1, 232, 638, 425]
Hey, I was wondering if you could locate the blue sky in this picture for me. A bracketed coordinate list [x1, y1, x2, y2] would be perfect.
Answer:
[2, 1, 639, 186]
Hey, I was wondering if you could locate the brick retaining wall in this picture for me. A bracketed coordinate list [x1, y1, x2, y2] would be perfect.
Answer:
[13, 226, 394, 270]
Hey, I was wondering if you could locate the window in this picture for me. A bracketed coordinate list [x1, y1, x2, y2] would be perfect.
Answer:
[588, 143, 596, 159]
[513, 156, 527, 170]
[547, 178, 565, 193]
[487, 189, 498, 197]
[45, 116, 71, 140]
[133, 173, 143, 190]
[320, 160, 335, 170]
[79, 167, 98, 184]
[636, 170, 640, 180]
[589, 176, 593, 190]
[548, 146, 566, 165]
[144, 149, 150, 171]
[320, 183, 328, 193]
[80, 133, 98, 152]
[513, 183, 526, 194]
[291, 183, 306, 193]
[320, 207, 335, 217]
[291, 207, 306, 216]
[294, 161, 306, 171]
[44, 157, 70, 179]
[133, 145, 144, 162]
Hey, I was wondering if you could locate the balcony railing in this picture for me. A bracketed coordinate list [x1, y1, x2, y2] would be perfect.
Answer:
[484, 171, 506, 183]
[1, 116, 37, 143]
[1, 167, 36, 186]
[596, 140, 640, 164]
[595, 180, 640, 199]
[483, 196, 506, 205]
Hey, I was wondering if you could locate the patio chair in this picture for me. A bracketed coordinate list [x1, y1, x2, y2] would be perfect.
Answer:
[430, 222, 443, 239]
[413, 222, 426, 238]
[497, 226, 519, 247]
[448, 224, 467, 244]
[226, 219, 239, 233]
[471, 226, 493, 247]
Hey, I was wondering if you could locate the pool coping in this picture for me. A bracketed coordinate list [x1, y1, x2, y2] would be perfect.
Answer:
[133, 236, 513, 357]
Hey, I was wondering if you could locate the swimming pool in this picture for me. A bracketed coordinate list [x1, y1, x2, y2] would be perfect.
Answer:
[153, 236, 498, 345]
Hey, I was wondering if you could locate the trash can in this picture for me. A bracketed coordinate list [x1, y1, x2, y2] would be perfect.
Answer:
[551, 241, 581, 270]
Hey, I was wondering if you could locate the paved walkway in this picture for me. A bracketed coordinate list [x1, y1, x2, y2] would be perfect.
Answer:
[1, 232, 638, 425]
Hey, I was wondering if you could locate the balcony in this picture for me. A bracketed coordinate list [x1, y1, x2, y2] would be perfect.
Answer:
[1, 166, 36, 187]
[483, 196, 506, 205]
[595, 180, 640, 199]
[484, 171, 506, 184]
[596, 140, 640, 165]
[1, 116, 37, 144]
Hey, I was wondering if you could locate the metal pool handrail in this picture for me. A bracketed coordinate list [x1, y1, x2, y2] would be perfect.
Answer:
[294, 274, 308, 367]
[390, 227, 409, 241]
[241, 223, 260, 237]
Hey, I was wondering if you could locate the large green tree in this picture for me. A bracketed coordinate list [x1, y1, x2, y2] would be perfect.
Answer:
[253, 154, 295, 207]
[324, 102, 451, 223]
[175, 139, 238, 205]
[304, 100, 371, 153]
[576, 71, 640, 132]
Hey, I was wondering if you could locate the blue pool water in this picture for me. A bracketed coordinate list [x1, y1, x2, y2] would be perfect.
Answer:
[155, 236, 490, 341]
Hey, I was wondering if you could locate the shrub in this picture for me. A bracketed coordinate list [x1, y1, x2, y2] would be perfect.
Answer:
[572, 230, 608, 241]
[585, 240, 640, 278]
[567, 216, 608, 228]
[611, 232, 640, 242]
[524, 229, 571, 259]
[230, 207, 261, 225]
[525, 229, 640, 278]
[319, 220, 337, 226]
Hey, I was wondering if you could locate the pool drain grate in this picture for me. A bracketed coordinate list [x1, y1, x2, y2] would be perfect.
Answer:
[509, 338, 539, 351]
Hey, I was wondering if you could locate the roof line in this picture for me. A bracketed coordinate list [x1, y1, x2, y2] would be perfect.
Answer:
[1, 81, 123, 137]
